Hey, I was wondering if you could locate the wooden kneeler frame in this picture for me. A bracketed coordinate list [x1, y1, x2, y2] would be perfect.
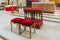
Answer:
[24, 8, 43, 29]
[10, 20, 35, 38]
[11, 0, 19, 14]
[10, 12, 36, 39]
[10, 22, 21, 34]
[21, 23, 36, 38]
[10, 7, 43, 38]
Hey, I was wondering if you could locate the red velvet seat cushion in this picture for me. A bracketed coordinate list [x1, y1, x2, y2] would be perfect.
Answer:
[24, 7, 44, 11]
[5, 6, 17, 11]
[20, 18, 34, 26]
[11, 18, 24, 23]
[5, 7, 11, 11]
[34, 20, 43, 29]
[12, 6, 17, 10]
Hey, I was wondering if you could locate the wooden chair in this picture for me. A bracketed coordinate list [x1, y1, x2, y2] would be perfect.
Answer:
[20, 7, 43, 38]
[20, 10, 35, 38]
[10, 7, 43, 38]
[4, 0, 19, 14]
[24, 7, 43, 29]
[10, 18, 24, 34]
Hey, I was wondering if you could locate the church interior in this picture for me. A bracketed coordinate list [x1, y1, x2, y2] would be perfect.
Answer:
[0, 0, 60, 40]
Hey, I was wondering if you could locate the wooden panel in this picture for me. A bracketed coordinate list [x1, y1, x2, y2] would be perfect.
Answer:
[32, 4, 42, 8]
[47, 4, 54, 12]
[32, 3, 54, 13]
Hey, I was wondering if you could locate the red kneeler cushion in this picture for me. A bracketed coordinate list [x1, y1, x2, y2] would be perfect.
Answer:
[11, 18, 43, 29]
[34, 20, 43, 29]
[24, 7, 44, 11]
[5, 5, 17, 11]
[20, 18, 34, 26]
[11, 18, 24, 23]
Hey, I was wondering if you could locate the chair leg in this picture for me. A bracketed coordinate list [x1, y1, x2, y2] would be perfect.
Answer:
[16, 8, 19, 13]
[10, 22, 12, 31]
[19, 24, 21, 34]
[34, 24, 36, 33]
[24, 26, 26, 31]
[17, 10, 19, 13]
[30, 26, 32, 38]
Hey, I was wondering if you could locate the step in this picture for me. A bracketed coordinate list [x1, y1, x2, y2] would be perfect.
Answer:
[43, 17, 60, 23]
[43, 15, 60, 20]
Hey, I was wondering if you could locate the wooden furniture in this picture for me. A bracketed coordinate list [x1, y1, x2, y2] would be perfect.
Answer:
[24, 7, 43, 29]
[11, 18, 24, 34]
[4, 0, 19, 14]
[5, 5, 17, 14]
[11, 17, 35, 38]
[23, 7, 43, 38]
[32, 2, 55, 13]
[10, 7, 43, 38]
[11, 0, 19, 14]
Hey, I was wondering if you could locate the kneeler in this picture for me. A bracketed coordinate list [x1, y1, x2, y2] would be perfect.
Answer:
[10, 17, 35, 38]
[19, 7, 43, 38]
[4, 0, 19, 14]
[10, 18, 24, 34]
[24, 7, 43, 29]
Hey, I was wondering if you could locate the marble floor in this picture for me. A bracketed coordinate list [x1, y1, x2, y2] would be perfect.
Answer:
[0, 9, 60, 40]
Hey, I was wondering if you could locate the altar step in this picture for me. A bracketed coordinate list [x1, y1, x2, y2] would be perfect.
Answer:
[43, 13, 60, 19]
[43, 13, 60, 23]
